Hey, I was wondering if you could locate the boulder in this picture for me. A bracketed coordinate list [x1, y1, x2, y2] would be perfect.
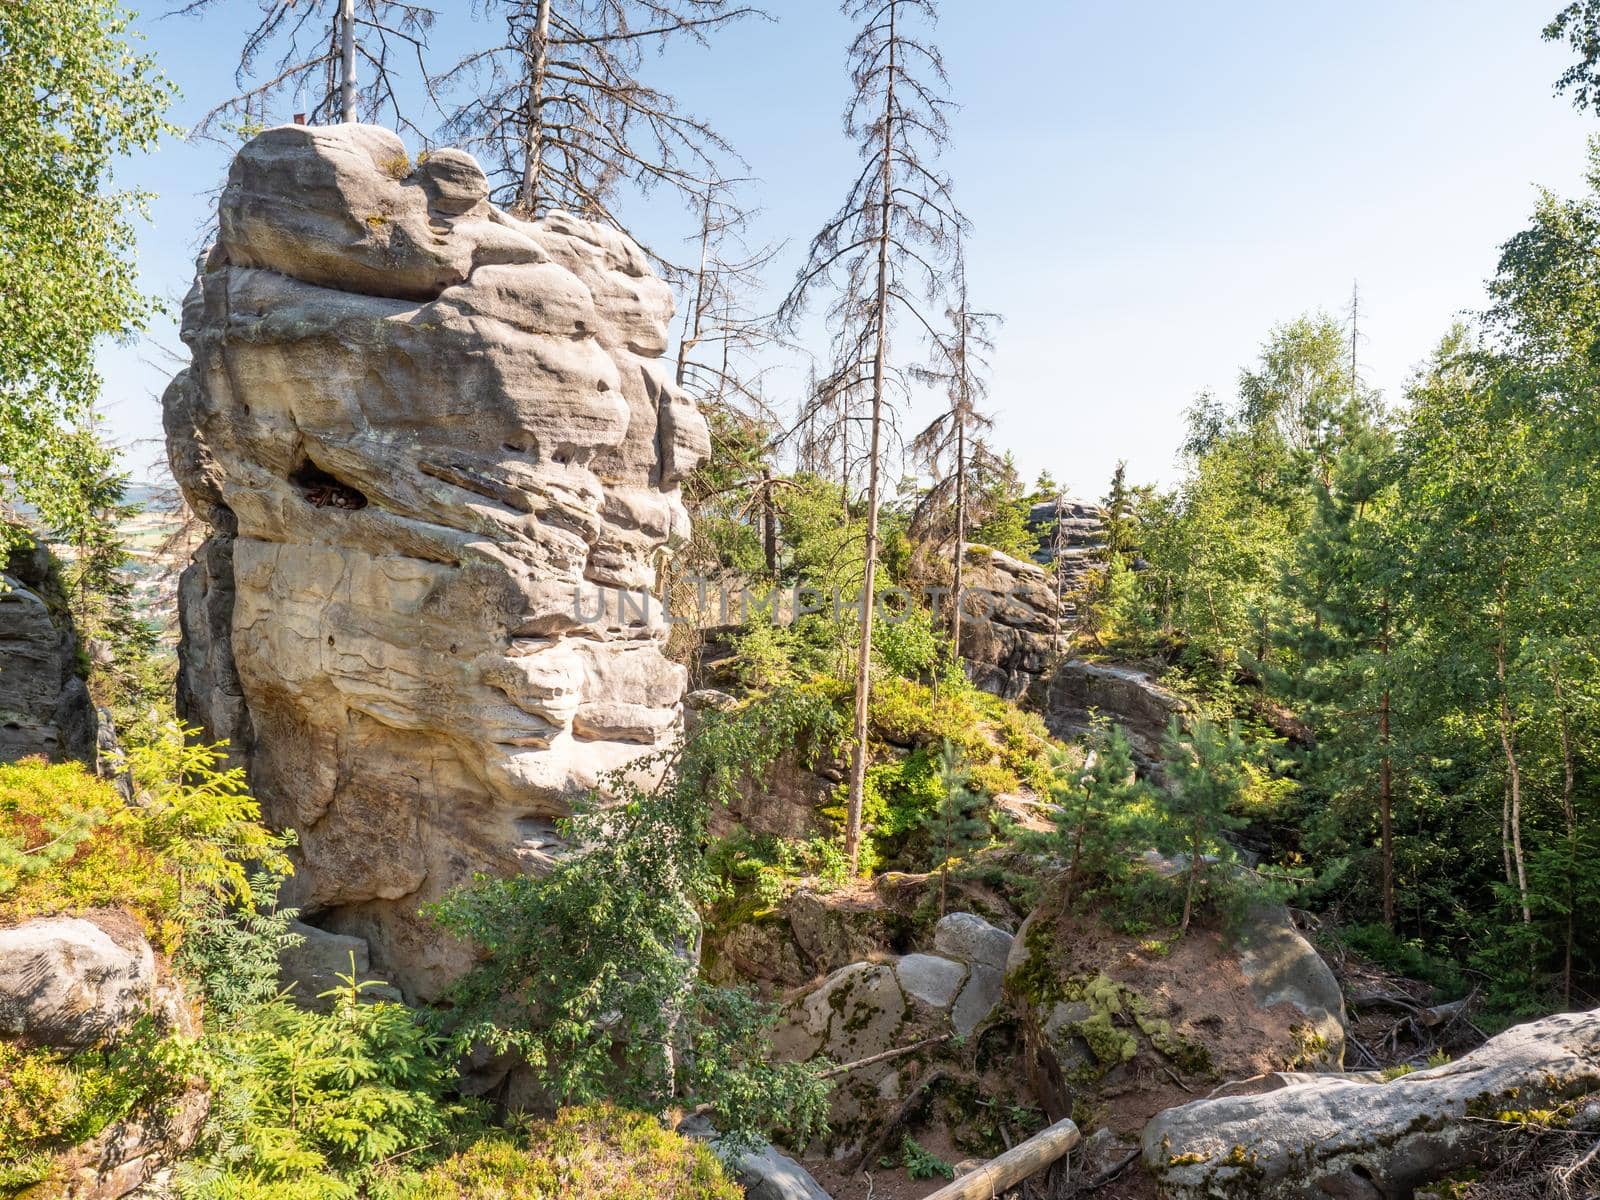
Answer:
[679, 1118, 834, 1200]
[1143, 1008, 1600, 1200]
[44, 1086, 209, 1200]
[0, 542, 98, 768]
[787, 889, 893, 976]
[1044, 659, 1189, 769]
[163, 124, 708, 999]
[934, 911, 1015, 971]
[278, 920, 404, 1010]
[0, 915, 156, 1048]
[1236, 903, 1347, 1064]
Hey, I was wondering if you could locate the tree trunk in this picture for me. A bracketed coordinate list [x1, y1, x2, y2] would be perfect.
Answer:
[1556, 669, 1577, 1005]
[951, 419, 966, 667]
[1379, 596, 1394, 930]
[1180, 817, 1202, 935]
[843, 0, 896, 875]
[519, 0, 553, 211]
[339, 0, 356, 122]
[919, 1118, 1081, 1200]
[1493, 584, 1531, 925]
[762, 467, 777, 580]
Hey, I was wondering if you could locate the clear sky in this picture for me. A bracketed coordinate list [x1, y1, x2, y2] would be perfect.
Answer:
[100, 0, 1595, 497]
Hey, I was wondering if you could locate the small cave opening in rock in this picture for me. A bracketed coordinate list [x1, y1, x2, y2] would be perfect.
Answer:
[289, 459, 368, 511]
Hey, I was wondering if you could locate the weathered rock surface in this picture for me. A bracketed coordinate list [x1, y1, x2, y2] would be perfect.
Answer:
[958, 546, 1059, 701]
[1028, 496, 1106, 611]
[0, 542, 98, 767]
[1143, 1008, 1600, 1199]
[163, 124, 707, 998]
[680, 1117, 834, 1200]
[1005, 903, 1343, 1136]
[1044, 658, 1189, 768]
[278, 920, 404, 1010]
[0, 915, 157, 1048]
[45, 1087, 209, 1200]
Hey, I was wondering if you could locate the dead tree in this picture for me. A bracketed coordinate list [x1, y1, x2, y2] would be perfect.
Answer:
[179, 0, 436, 140]
[779, 0, 965, 873]
[433, 0, 757, 250]
[910, 243, 999, 672]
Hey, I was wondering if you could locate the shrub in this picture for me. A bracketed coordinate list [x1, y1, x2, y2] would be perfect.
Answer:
[0, 1020, 189, 1190]
[178, 977, 479, 1199]
[0, 757, 180, 948]
[393, 1106, 741, 1200]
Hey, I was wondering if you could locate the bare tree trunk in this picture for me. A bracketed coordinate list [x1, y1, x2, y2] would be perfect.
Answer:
[519, 0, 553, 211]
[1379, 595, 1394, 930]
[1556, 668, 1577, 1005]
[1180, 816, 1202, 936]
[951, 418, 966, 667]
[339, 0, 356, 122]
[1493, 583, 1531, 925]
[843, 2, 896, 876]
[762, 467, 777, 579]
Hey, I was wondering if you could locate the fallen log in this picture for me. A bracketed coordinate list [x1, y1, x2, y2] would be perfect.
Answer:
[920, 1117, 1081, 1200]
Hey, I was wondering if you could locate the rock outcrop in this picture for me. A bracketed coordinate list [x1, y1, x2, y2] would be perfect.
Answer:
[1044, 658, 1189, 769]
[1005, 903, 1344, 1136]
[1027, 496, 1105, 604]
[0, 915, 157, 1048]
[0, 542, 98, 767]
[1144, 1008, 1600, 1199]
[163, 124, 708, 998]
[958, 546, 1059, 701]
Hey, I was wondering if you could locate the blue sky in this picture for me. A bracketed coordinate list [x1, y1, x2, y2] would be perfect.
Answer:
[101, 0, 1594, 496]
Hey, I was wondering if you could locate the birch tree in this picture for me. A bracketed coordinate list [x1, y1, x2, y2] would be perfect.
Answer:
[779, 0, 965, 872]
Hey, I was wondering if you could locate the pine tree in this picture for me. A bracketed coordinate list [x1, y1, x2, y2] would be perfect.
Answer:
[1157, 718, 1250, 935]
[1049, 719, 1146, 907]
[922, 740, 987, 917]
[780, 0, 965, 873]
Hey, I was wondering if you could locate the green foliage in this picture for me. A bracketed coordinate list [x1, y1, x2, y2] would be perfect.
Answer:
[126, 721, 296, 911]
[427, 698, 835, 1148]
[0, 0, 175, 534]
[177, 868, 304, 1020]
[922, 740, 990, 914]
[391, 1106, 742, 1200]
[883, 1135, 955, 1181]
[1156, 718, 1253, 934]
[0, 757, 180, 947]
[178, 977, 478, 1200]
[0, 1020, 190, 1189]
[1048, 719, 1151, 906]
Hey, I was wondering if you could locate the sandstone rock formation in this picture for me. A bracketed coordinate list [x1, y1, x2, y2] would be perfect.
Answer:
[1143, 1008, 1600, 1199]
[958, 545, 1059, 700]
[1027, 496, 1106, 607]
[0, 914, 157, 1047]
[163, 124, 708, 998]
[1044, 658, 1189, 769]
[0, 542, 98, 767]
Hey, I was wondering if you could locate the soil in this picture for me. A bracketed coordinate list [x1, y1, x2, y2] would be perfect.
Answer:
[1024, 907, 1312, 1137]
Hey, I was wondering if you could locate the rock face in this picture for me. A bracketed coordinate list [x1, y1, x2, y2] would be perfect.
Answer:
[769, 913, 1015, 1149]
[0, 915, 157, 1048]
[1144, 1008, 1600, 1200]
[958, 546, 1059, 701]
[1044, 658, 1189, 769]
[1028, 496, 1105, 608]
[163, 124, 708, 998]
[0, 542, 98, 767]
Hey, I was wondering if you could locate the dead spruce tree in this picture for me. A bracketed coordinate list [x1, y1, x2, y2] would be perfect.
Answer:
[434, 0, 755, 246]
[181, 0, 435, 139]
[780, 0, 965, 872]
[910, 243, 999, 672]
